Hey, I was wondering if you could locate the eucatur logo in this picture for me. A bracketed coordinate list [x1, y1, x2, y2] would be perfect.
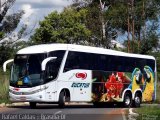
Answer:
[71, 82, 90, 88]
[75, 72, 87, 80]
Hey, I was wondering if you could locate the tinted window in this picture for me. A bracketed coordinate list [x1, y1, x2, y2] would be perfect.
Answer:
[49, 50, 65, 59]
[146, 59, 155, 71]
[64, 51, 92, 72]
[11, 53, 47, 88]
[28, 54, 45, 74]
[44, 51, 65, 82]
[64, 51, 155, 73]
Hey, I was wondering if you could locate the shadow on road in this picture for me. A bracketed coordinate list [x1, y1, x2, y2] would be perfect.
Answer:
[8, 103, 125, 109]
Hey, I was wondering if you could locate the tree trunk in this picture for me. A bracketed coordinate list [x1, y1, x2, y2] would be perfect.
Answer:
[99, 0, 107, 48]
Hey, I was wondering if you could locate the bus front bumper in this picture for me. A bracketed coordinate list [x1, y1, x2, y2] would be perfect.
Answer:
[9, 91, 46, 102]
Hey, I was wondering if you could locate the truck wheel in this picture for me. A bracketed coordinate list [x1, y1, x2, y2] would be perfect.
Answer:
[59, 91, 65, 108]
[123, 93, 132, 108]
[29, 102, 36, 109]
[133, 93, 141, 108]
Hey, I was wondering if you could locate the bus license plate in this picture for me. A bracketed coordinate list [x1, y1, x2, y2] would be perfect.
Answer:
[20, 96, 26, 101]
[17, 81, 23, 85]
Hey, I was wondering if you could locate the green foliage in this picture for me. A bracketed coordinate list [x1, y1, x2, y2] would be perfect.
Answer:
[149, 52, 160, 82]
[12, 41, 32, 52]
[136, 106, 160, 120]
[105, 0, 159, 36]
[0, 44, 14, 66]
[123, 21, 159, 54]
[140, 34, 159, 54]
[105, 1, 128, 33]
[0, 69, 10, 103]
[31, 8, 91, 44]
[29, 0, 160, 53]
[123, 40, 139, 53]
[72, 0, 160, 50]
[85, 2, 102, 46]
[0, 41, 31, 67]
[0, 32, 5, 39]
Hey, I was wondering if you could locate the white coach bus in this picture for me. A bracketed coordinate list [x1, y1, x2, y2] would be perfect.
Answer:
[4, 44, 156, 108]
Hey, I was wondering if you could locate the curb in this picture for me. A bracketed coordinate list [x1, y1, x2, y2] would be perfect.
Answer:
[0, 102, 90, 108]
[0, 102, 29, 108]
[0, 103, 6, 108]
[128, 108, 139, 120]
[141, 103, 159, 107]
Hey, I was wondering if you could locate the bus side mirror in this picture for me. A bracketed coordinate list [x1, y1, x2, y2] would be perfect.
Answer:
[3, 59, 14, 72]
[41, 57, 57, 71]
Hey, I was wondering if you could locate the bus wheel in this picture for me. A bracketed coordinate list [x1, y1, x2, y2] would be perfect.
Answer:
[59, 91, 65, 108]
[133, 93, 141, 108]
[29, 102, 36, 109]
[123, 93, 132, 108]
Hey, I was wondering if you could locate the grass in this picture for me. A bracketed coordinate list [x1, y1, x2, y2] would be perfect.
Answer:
[0, 69, 10, 103]
[136, 106, 160, 120]
[155, 86, 160, 103]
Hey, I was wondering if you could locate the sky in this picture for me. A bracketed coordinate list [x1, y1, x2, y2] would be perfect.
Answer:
[7, 0, 73, 41]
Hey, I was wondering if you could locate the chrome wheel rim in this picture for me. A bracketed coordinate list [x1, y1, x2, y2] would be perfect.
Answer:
[135, 96, 140, 104]
[125, 97, 131, 106]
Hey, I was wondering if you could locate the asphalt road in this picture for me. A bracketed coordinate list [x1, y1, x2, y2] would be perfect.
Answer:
[0, 103, 127, 120]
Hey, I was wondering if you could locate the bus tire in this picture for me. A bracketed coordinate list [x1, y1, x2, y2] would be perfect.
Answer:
[123, 93, 132, 108]
[133, 93, 141, 108]
[29, 102, 36, 109]
[58, 91, 65, 108]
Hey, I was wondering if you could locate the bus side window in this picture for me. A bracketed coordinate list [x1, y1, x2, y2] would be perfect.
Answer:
[146, 59, 155, 71]
[124, 57, 134, 72]
[45, 60, 58, 82]
[98, 55, 107, 71]
[64, 52, 77, 72]
[64, 51, 93, 72]
[72, 56, 80, 69]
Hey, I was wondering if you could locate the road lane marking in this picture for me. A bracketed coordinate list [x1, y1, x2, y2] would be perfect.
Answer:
[55, 111, 62, 114]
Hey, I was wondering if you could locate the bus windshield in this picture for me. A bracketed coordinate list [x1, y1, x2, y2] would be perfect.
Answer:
[10, 54, 47, 87]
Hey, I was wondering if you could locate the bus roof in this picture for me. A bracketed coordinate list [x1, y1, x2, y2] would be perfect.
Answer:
[17, 43, 155, 60]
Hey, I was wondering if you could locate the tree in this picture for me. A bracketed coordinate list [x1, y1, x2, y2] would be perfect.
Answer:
[72, 0, 118, 48]
[74, 0, 160, 52]
[0, 43, 14, 66]
[0, 11, 24, 40]
[123, 20, 159, 54]
[31, 7, 91, 45]
[0, 0, 16, 23]
[149, 52, 160, 82]
[105, 0, 160, 53]
[0, 10, 25, 65]
[0, 0, 17, 39]
[84, 2, 102, 46]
